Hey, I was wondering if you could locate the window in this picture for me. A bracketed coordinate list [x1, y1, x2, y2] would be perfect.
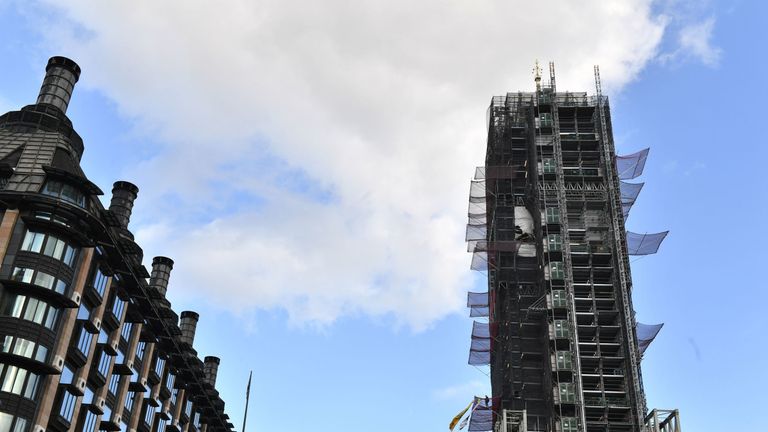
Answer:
[547, 234, 562, 252]
[0, 412, 28, 432]
[124, 392, 135, 412]
[551, 290, 567, 308]
[554, 320, 569, 338]
[542, 158, 556, 174]
[154, 357, 166, 378]
[34, 212, 70, 227]
[558, 383, 575, 403]
[120, 322, 133, 343]
[96, 349, 112, 379]
[91, 268, 109, 298]
[0, 363, 41, 400]
[1, 335, 49, 363]
[156, 417, 167, 431]
[170, 388, 179, 405]
[135, 341, 146, 361]
[58, 389, 78, 423]
[108, 373, 121, 396]
[545, 207, 560, 224]
[556, 351, 572, 370]
[41, 180, 86, 207]
[110, 295, 125, 321]
[1, 294, 59, 330]
[75, 324, 94, 356]
[19, 230, 78, 266]
[185, 399, 193, 418]
[165, 371, 175, 391]
[549, 262, 564, 280]
[11, 267, 68, 294]
[143, 403, 155, 426]
[81, 409, 99, 432]
[561, 417, 578, 432]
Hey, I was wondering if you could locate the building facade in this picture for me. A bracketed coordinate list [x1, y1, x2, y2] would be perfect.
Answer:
[0, 57, 235, 431]
[465, 65, 680, 432]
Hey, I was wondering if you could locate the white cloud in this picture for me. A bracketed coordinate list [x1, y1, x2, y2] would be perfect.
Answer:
[677, 17, 721, 66]
[28, 0, 667, 328]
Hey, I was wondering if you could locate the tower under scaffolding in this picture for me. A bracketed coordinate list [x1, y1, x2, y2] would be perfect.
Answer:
[461, 64, 681, 432]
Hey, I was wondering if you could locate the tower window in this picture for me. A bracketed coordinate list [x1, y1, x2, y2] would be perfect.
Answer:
[41, 180, 86, 208]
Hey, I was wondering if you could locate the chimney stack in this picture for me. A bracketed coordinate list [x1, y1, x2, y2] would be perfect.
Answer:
[109, 181, 139, 229]
[149, 256, 174, 297]
[203, 356, 220, 387]
[36, 56, 81, 114]
[179, 311, 199, 347]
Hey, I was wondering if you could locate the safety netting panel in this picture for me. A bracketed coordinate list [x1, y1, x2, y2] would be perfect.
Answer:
[469, 180, 486, 203]
[468, 350, 490, 366]
[616, 148, 649, 180]
[620, 181, 643, 218]
[470, 251, 489, 272]
[620, 181, 643, 205]
[467, 292, 489, 307]
[626, 231, 669, 255]
[471, 321, 491, 339]
[468, 398, 494, 431]
[636, 322, 664, 356]
[466, 224, 487, 242]
[468, 200, 486, 218]
[470, 306, 490, 318]
[470, 338, 491, 352]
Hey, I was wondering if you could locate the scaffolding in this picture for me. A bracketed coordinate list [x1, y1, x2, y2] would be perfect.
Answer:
[460, 63, 679, 432]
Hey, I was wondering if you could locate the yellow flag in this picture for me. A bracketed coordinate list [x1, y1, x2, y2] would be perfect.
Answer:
[449, 400, 475, 431]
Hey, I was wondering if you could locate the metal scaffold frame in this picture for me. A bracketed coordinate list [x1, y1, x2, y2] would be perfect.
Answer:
[547, 62, 588, 431]
[593, 65, 647, 425]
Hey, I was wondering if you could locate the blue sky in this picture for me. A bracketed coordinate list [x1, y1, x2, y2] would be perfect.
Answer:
[0, 0, 764, 430]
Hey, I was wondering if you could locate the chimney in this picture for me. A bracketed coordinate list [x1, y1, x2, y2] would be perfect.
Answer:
[203, 356, 220, 387]
[179, 311, 199, 347]
[36, 56, 81, 114]
[109, 181, 139, 229]
[149, 256, 174, 297]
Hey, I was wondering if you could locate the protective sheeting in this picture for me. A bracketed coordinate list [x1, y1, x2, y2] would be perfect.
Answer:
[620, 181, 643, 218]
[471, 321, 491, 339]
[616, 148, 649, 180]
[468, 350, 491, 366]
[636, 322, 664, 356]
[514, 206, 534, 236]
[467, 292, 489, 307]
[466, 224, 487, 242]
[626, 231, 669, 255]
[468, 398, 495, 431]
[620, 181, 643, 205]
[470, 251, 489, 271]
[470, 338, 491, 352]
[470, 306, 490, 318]
[469, 180, 486, 203]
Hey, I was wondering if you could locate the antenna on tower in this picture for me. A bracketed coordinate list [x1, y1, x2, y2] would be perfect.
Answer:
[533, 60, 542, 92]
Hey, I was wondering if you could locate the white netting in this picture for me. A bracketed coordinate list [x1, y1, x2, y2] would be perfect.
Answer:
[616, 148, 649, 180]
[468, 398, 495, 431]
[470, 307, 490, 318]
[626, 231, 669, 255]
[467, 292, 489, 307]
[471, 321, 491, 339]
[636, 322, 663, 356]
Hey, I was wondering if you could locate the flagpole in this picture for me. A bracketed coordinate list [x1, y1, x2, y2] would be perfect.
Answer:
[243, 370, 252, 432]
